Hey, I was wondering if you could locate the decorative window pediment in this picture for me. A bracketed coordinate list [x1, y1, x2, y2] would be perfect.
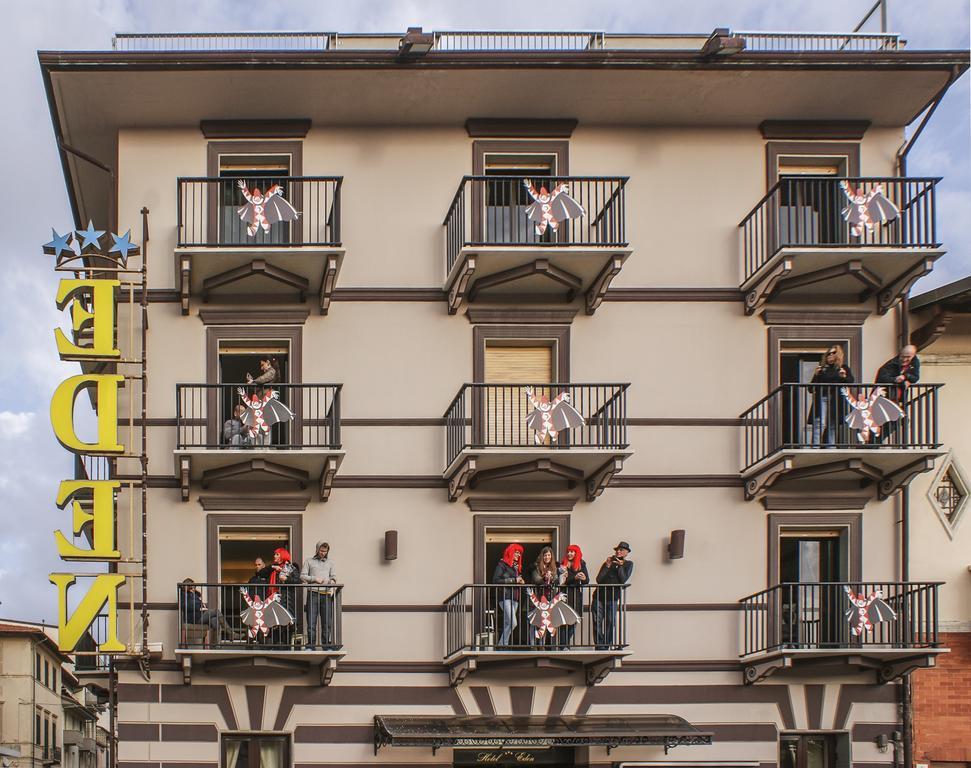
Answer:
[927, 452, 969, 538]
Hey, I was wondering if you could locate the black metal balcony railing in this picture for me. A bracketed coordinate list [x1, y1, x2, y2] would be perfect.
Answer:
[444, 583, 628, 656]
[739, 176, 940, 284]
[740, 581, 941, 657]
[177, 176, 342, 248]
[444, 383, 629, 469]
[176, 383, 341, 450]
[444, 176, 628, 274]
[741, 382, 940, 472]
[177, 582, 343, 651]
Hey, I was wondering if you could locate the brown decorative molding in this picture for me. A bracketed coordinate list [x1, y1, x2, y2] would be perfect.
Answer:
[128, 416, 743, 428]
[198, 309, 310, 325]
[331, 287, 445, 301]
[160, 724, 218, 743]
[465, 308, 579, 325]
[509, 687, 535, 716]
[619, 660, 742, 672]
[200, 119, 312, 138]
[627, 417, 743, 427]
[342, 418, 445, 427]
[207, 513, 303, 587]
[805, 684, 825, 730]
[766, 141, 860, 189]
[117, 723, 159, 741]
[761, 309, 871, 326]
[833, 683, 899, 729]
[198, 496, 311, 511]
[466, 118, 578, 138]
[473, 325, 570, 382]
[147, 289, 180, 303]
[336, 662, 445, 673]
[604, 288, 742, 302]
[627, 603, 741, 611]
[245, 686, 265, 731]
[473, 140, 570, 176]
[759, 120, 870, 140]
[466, 498, 577, 512]
[160, 684, 238, 730]
[547, 686, 572, 715]
[117, 684, 160, 703]
[334, 476, 445, 488]
[611, 475, 744, 488]
[294, 726, 372, 744]
[767, 512, 863, 586]
[474, 514, 570, 583]
[761, 494, 870, 511]
[207, 140, 303, 178]
[469, 687, 496, 716]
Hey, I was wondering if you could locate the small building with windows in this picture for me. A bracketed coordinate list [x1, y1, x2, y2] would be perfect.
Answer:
[39, 22, 969, 768]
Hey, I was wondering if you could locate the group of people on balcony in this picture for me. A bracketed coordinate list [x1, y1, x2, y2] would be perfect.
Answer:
[179, 541, 338, 650]
[492, 540, 632, 651]
[807, 344, 920, 447]
[221, 358, 288, 448]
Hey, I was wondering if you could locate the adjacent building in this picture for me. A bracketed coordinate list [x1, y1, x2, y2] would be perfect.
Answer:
[40, 25, 970, 768]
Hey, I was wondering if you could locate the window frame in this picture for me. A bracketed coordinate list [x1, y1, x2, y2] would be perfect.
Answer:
[220, 732, 291, 768]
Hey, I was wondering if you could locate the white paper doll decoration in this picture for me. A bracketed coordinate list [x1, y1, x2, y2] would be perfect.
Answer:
[841, 387, 904, 443]
[839, 181, 900, 237]
[524, 387, 584, 444]
[523, 179, 585, 236]
[237, 180, 300, 237]
[844, 586, 897, 636]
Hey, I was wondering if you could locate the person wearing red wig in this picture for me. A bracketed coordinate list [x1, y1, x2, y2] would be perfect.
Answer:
[559, 545, 589, 647]
[267, 547, 299, 644]
[493, 543, 525, 647]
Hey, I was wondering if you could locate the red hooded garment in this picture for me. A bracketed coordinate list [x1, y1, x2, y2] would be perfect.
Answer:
[501, 543, 524, 573]
[561, 544, 583, 571]
[268, 547, 292, 595]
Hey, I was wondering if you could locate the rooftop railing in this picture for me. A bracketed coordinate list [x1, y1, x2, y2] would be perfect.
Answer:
[176, 383, 341, 450]
[444, 176, 628, 275]
[177, 581, 343, 651]
[740, 382, 941, 472]
[444, 383, 629, 470]
[444, 583, 628, 657]
[734, 31, 900, 51]
[739, 176, 940, 286]
[113, 32, 334, 51]
[740, 581, 940, 657]
[434, 31, 604, 51]
[177, 176, 342, 248]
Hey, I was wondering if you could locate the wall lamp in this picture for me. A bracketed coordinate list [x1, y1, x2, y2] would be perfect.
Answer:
[668, 530, 686, 560]
[384, 530, 398, 561]
[399, 27, 435, 56]
[701, 28, 747, 57]
[874, 733, 889, 752]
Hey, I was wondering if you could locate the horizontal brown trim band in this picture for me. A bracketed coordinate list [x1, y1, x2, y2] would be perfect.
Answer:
[619, 660, 743, 672]
[466, 118, 578, 138]
[335, 476, 446, 488]
[332, 288, 445, 301]
[200, 118, 312, 138]
[604, 288, 743, 302]
[759, 119, 870, 139]
[121, 417, 744, 428]
[136, 602, 738, 613]
[613, 475, 744, 487]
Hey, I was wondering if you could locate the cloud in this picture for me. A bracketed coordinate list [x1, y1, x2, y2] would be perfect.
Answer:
[0, 412, 35, 440]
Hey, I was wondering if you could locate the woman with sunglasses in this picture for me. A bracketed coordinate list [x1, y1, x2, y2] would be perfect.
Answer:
[809, 345, 855, 447]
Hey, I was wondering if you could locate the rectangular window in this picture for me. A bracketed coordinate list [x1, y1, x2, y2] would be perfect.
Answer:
[35, 709, 41, 746]
[222, 734, 289, 768]
[44, 659, 49, 688]
[780, 732, 849, 768]
[35, 652, 41, 681]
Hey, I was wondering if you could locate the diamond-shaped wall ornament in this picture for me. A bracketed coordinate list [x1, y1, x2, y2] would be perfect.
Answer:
[927, 452, 969, 539]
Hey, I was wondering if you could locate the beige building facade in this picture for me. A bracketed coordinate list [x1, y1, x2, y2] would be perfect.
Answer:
[40, 28, 970, 768]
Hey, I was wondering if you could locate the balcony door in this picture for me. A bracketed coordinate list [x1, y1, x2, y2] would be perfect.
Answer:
[216, 526, 292, 623]
[780, 349, 828, 447]
[222, 734, 289, 768]
[780, 733, 849, 768]
[777, 159, 846, 247]
[483, 155, 558, 244]
[216, 341, 293, 447]
[482, 342, 554, 447]
[779, 531, 847, 648]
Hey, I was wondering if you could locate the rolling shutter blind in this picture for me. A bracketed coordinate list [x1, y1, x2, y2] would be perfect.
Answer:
[483, 345, 554, 445]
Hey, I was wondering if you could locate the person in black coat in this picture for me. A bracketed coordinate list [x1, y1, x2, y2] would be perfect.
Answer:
[248, 557, 272, 600]
[808, 345, 854, 447]
[493, 543, 525, 647]
[559, 544, 589, 648]
[875, 345, 919, 443]
[594, 542, 633, 650]
[179, 579, 233, 644]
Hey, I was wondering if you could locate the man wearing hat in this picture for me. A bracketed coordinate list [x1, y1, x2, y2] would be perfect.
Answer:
[594, 541, 633, 649]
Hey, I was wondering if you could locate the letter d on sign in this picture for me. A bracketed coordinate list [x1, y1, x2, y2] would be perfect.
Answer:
[49, 573, 126, 653]
[50, 374, 125, 454]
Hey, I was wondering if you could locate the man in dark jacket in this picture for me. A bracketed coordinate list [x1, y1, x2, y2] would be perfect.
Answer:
[875, 345, 919, 442]
[179, 579, 233, 644]
[594, 542, 633, 649]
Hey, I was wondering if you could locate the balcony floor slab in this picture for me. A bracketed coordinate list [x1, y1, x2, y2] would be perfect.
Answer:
[444, 648, 630, 686]
[740, 646, 947, 684]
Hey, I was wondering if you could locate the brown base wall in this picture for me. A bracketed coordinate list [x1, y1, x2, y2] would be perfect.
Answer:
[913, 631, 971, 762]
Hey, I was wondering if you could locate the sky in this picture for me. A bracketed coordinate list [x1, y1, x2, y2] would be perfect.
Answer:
[1, 0, 968, 624]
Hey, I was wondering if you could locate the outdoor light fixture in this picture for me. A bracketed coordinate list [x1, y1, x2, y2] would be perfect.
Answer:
[399, 27, 435, 55]
[874, 733, 889, 752]
[385, 530, 398, 561]
[700, 28, 746, 57]
[668, 530, 686, 560]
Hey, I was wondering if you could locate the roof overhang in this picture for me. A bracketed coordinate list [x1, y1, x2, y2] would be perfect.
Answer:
[373, 714, 713, 754]
[39, 48, 969, 228]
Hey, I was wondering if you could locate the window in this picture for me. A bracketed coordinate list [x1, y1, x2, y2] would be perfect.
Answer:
[780, 733, 849, 768]
[928, 452, 970, 538]
[44, 658, 49, 688]
[35, 708, 41, 746]
[221, 734, 289, 768]
[35, 652, 41, 681]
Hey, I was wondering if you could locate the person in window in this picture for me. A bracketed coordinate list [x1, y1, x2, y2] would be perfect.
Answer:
[808, 345, 854, 447]
[559, 544, 589, 648]
[179, 579, 234, 644]
[493, 544, 525, 647]
[594, 542, 633, 650]
[875, 344, 920, 443]
[248, 557, 272, 600]
[246, 357, 279, 386]
[528, 547, 562, 647]
[267, 548, 300, 645]
[301, 542, 337, 649]
[223, 404, 253, 448]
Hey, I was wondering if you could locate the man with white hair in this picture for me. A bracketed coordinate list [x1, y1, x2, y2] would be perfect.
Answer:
[875, 344, 920, 442]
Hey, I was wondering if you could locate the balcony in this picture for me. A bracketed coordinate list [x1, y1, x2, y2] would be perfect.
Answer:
[443, 383, 630, 502]
[175, 176, 344, 314]
[175, 383, 344, 502]
[740, 383, 942, 502]
[443, 176, 630, 314]
[176, 581, 344, 685]
[62, 731, 96, 754]
[444, 584, 629, 685]
[739, 177, 941, 315]
[740, 581, 944, 683]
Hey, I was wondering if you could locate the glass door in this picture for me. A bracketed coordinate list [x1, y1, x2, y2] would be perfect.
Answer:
[779, 532, 846, 648]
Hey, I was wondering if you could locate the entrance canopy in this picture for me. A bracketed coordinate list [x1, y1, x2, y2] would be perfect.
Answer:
[373, 714, 712, 754]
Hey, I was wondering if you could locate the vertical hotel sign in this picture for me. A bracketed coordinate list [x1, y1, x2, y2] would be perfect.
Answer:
[44, 222, 143, 653]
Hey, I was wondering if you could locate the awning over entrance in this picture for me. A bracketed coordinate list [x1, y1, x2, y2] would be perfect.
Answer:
[373, 714, 713, 754]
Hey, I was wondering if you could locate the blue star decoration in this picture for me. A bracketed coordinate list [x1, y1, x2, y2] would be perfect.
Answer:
[108, 230, 140, 266]
[42, 228, 75, 258]
[76, 220, 106, 254]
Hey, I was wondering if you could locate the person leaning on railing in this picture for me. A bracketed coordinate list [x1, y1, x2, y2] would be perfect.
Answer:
[594, 542, 633, 650]
[808, 346, 854, 447]
[300, 542, 337, 650]
[875, 344, 920, 442]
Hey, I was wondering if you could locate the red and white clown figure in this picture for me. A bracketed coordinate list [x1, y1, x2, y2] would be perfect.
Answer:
[524, 387, 585, 445]
[523, 179, 585, 236]
[844, 586, 897, 636]
[841, 386, 904, 443]
[237, 387, 295, 445]
[239, 590, 293, 640]
[839, 180, 900, 237]
[236, 180, 300, 236]
[527, 590, 579, 640]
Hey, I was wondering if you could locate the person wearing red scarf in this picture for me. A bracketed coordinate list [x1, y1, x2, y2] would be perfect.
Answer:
[493, 543, 525, 647]
[559, 545, 589, 647]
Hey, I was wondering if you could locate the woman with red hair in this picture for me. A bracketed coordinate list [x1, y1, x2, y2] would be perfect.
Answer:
[493, 543, 525, 647]
[267, 547, 299, 644]
[559, 544, 589, 647]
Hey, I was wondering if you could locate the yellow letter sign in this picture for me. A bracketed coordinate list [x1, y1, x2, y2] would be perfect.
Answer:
[50, 374, 125, 454]
[54, 480, 122, 560]
[49, 573, 126, 653]
[54, 278, 121, 359]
